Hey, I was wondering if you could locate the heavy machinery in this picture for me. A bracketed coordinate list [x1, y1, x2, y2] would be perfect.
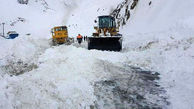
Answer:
[51, 26, 74, 45]
[88, 15, 122, 51]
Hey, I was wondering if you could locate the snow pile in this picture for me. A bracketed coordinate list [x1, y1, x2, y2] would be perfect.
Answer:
[0, 37, 49, 76]
[0, 45, 127, 109]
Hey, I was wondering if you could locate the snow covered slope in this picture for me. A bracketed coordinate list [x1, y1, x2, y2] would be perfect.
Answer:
[66, 0, 121, 37]
[122, 0, 194, 33]
[0, 0, 79, 38]
[0, 0, 79, 75]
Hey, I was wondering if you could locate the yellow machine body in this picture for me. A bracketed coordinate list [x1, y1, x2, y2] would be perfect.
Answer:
[93, 26, 119, 37]
[51, 26, 68, 44]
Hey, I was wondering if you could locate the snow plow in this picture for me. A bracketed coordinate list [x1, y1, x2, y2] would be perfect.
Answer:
[51, 26, 74, 45]
[88, 15, 122, 51]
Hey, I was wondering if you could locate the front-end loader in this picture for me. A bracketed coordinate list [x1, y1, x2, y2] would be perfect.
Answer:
[88, 15, 122, 51]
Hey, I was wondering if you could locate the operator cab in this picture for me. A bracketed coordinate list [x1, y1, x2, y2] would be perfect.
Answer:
[98, 16, 116, 28]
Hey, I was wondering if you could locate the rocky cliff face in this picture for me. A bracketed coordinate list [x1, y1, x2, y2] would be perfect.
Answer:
[110, 0, 139, 27]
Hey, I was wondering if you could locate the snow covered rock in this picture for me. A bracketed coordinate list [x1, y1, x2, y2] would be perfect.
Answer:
[17, 0, 28, 4]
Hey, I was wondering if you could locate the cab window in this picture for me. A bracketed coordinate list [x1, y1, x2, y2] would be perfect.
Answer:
[61, 27, 67, 31]
[55, 27, 67, 31]
[55, 28, 61, 31]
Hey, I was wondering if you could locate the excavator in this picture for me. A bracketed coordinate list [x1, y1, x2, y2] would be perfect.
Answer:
[51, 26, 74, 45]
[88, 15, 122, 51]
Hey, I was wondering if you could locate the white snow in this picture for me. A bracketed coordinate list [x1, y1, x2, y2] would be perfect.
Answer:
[120, 0, 194, 108]
[0, 0, 194, 109]
[67, 0, 121, 37]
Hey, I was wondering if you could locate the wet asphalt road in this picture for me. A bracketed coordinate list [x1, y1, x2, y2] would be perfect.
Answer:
[92, 62, 169, 109]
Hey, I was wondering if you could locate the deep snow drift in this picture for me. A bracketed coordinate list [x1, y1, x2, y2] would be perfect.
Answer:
[0, 0, 194, 109]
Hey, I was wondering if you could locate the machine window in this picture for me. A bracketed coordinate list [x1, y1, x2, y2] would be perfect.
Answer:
[61, 27, 67, 30]
[55, 27, 66, 31]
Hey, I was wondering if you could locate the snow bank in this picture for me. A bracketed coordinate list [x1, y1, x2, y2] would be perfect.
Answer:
[122, 31, 194, 109]
[120, 0, 194, 108]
